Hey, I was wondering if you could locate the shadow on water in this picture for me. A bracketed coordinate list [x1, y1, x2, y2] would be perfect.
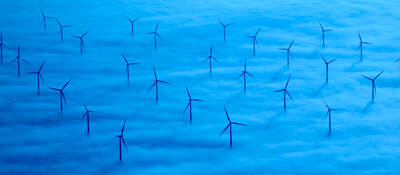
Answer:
[348, 59, 362, 71]
[272, 65, 289, 82]
[322, 132, 332, 139]
[362, 99, 374, 113]
[313, 82, 328, 97]
[265, 111, 286, 131]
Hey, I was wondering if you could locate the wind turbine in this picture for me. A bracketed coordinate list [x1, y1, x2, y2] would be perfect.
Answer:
[40, 9, 54, 31]
[358, 32, 372, 62]
[1, 32, 5, 63]
[202, 45, 219, 75]
[55, 18, 71, 42]
[279, 40, 294, 66]
[218, 19, 233, 42]
[28, 61, 45, 95]
[273, 77, 293, 111]
[49, 79, 71, 111]
[323, 100, 336, 136]
[9, 45, 28, 77]
[184, 86, 202, 124]
[81, 103, 94, 134]
[147, 23, 162, 49]
[319, 23, 332, 48]
[220, 106, 247, 150]
[122, 54, 140, 85]
[116, 120, 128, 162]
[148, 66, 169, 102]
[72, 31, 89, 54]
[237, 57, 254, 93]
[321, 56, 336, 83]
[362, 71, 383, 100]
[247, 28, 261, 56]
[126, 17, 140, 38]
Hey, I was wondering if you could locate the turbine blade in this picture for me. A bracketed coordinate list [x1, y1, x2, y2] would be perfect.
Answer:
[232, 122, 247, 126]
[122, 138, 128, 150]
[62, 79, 72, 89]
[191, 99, 202, 101]
[323, 111, 329, 120]
[125, 17, 133, 22]
[48, 87, 60, 91]
[219, 124, 230, 135]
[39, 73, 45, 82]
[148, 82, 157, 91]
[159, 80, 169, 84]
[122, 54, 128, 64]
[323, 100, 329, 109]
[321, 55, 327, 63]
[121, 120, 126, 135]
[237, 72, 245, 79]
[246, 72, 255, 78]
[285, 77, 290, 88]
[212, 57, 220, 63]
[374, 71, 384, 79]
[255, 28, 261, 36]
[358, 32, 362, 41]
[362, 75, 373, 80]
[81, 112, 87, 121]
[202, 57, 210, 63]
[153, 66, 157, 79]
[82, 30, 90, 37]
[40, 9, 45, 17]
[8, 58, 17, 64]
[218, 19, 224, 26]
[55, 18, 61, 26]
[273, 89, 284, 92]
[328, 59, 336, 64]
[83, 103, 88, 111]
[184, 102, 190, 112]
[185, 86, 191, 99]
[224, 106, 231, 122]
[319, 23, 324, 31]
[61, 92, 66, 104]
[39, 61, 46, 72]
[286, 91, 294, 101]
[156, 33, 162, 39]
[21, 59, 30, 64]
[289, 40, 294, 48]
[133, 17, 141, 22]
[226, 23, 233, 27]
